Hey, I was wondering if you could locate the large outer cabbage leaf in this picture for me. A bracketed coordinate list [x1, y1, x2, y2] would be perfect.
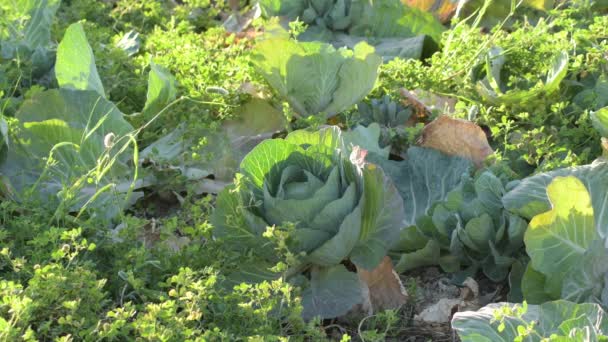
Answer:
[55, 22, 105, 96]
[368, 147, 473, 228]
[348, 0, 444, 42]
[301, 264, 363, 320]
[452, 300, 608, 342]
[519, 176, 608, 306]
[524, 176, 596, 297]
[525, 176, 595, 273]
[211, 126, 405, 319]
[503, 160, 608, 238]
[1, 89, 138, 219]
[141, 99, 286, 195]
[252, 39, 381, 118]
[16, 0, 60, 50]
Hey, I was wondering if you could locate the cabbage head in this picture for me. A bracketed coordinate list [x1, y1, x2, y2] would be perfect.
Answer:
[212, 126, 405, 319]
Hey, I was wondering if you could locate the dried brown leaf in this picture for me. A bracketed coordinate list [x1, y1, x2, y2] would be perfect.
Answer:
[418, 115, 493, 168]
[357, 256, 408, 312]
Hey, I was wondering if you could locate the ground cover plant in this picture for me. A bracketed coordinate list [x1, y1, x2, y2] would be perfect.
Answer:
[2, 0, 608, 340]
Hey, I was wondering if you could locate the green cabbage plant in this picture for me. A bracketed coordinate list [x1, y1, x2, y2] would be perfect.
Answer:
[252, 38, 382, 119]
[212, 126, 405, 319]
[367, 147, 527, 283]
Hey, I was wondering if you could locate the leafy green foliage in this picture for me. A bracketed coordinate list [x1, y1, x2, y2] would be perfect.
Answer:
[0, 197, 320, 341]
[212, 126, 405, 319]
[253, 38, 382, 118]
[452, 300, 608, 341]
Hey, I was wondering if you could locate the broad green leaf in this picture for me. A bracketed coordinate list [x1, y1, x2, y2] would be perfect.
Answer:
[521, 262, 554, 304]
[369, 147, 472, 228]
[525, 176, 596, 279]
[331, 34, 433, 61]
[324, 42, 381, 115]
[307, 206, 361, 266]
[459, 214, 493, 253]
[562, 240, 608, 304]
[142, 99, 286, 194]
[285, 126, 343, 153]
[452, 300, 608, 342]
[592, 107, 608, 138]
[142, 62, 177, 118]
[503, 161, 608, 238]
[507, 260, 525, 302]
[301, 264, 363, 320]
[474, 171, 504, 214]
[350, 164, 405, 270]
[252, 39, 381, 118]
[55, 22, 105, 97]
[1, 89, 136, 218]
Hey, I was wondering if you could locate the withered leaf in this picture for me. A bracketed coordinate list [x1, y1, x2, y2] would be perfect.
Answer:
[418, 115, 493, 168]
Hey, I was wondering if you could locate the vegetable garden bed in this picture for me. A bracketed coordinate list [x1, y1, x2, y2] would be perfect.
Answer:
[2, 0, 608, 340]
